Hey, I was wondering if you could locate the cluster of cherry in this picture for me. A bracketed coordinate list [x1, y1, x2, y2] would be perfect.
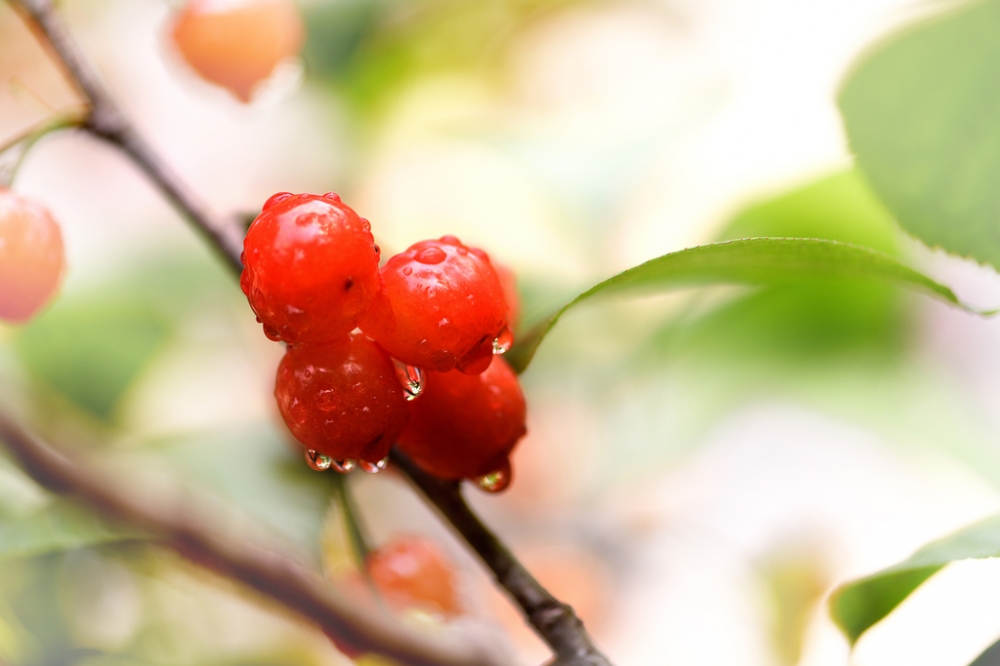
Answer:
[1, 2, 484, 623]
[240, 192, 527, 491]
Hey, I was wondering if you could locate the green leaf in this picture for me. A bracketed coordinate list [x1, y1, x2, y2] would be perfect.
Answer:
[970, 636, 1000, 665]
[15, 299, 169, 421]
[718, 171, 899, 254]
[506, 237, 984, 373]
[0, 501, 141, 559]
[839, 0, 1000, 267]
[693, 171, 907, 359]
[829, 514, 1000, 645]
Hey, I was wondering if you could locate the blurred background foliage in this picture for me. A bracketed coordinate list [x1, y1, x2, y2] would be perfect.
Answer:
[3, 0, 1000, 664]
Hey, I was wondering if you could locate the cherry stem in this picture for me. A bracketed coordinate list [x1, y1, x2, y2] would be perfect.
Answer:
[0, 412, 498, 666]
[0, 114, 83, 188]
[6, 0, 615, 663]
[390, 449, 613, 666]
[330, 472, 373, 568]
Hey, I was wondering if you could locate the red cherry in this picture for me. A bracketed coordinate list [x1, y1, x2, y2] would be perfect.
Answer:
[274, 333, 408, 462]
[241, 192, 381, 344]
[397, 356, 526, 484]
[367, 535, 460, 617]
[170, 0, 304, 102]
[360, 236, 509, 374]
[0, 189, 65, 323]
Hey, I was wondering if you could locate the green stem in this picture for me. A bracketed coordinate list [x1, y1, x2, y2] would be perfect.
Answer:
[0, 115, 82, 187]
[330, 473, 371, 570]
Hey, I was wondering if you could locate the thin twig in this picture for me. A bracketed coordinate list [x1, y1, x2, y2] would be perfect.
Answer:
[390, 450, 613, 666]
[8, 0, 245, 273]
[331, 472, 373, 567]
[0, 412, 500, 666]
[0, 114, 83, 187]
[6, 0, 615, 663]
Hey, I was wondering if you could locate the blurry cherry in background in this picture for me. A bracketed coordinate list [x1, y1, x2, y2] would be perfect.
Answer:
[170, 0, 303, 102]
[0, 188, 65, 324]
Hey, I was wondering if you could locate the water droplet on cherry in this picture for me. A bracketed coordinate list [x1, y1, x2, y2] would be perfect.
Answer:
[262, 192, 294, 210]
[332, 459, 355, 473]
[394, 360, 425, 400]
[358, 457, 389, 474]
[492, 327, 514, 355]
[262, 323, 282, 341]
[475, 459, 511, 493]
[415, 247, 446, 265]
[305, 449, 333, 471]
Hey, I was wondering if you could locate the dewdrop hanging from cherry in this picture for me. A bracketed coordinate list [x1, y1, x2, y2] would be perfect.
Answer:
[240, 192, 527, 491]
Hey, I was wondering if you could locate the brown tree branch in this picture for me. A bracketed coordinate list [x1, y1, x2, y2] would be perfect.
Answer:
[0, 412, 501, 666]
[390, 451, 613, 666]
[8, 0, 245, 274]
[5, 1, 615, 663]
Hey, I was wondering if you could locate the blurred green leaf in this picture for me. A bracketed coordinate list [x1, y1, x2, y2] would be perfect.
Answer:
[759, 541, 831, 665]
[969, 636, 1000, 665]
[15, 299, 169, 421]
[718, 171, 899, 253]
[830, 514, 1000, 644]
[507, 237, 981, 373]
[0, 554, 79, 665]
[152, 423, 337, 559]
[0, 501, 140, 559]
[304, 0, 580, 114]
[301, 0, 383, 81]
[840, 0, 1000, 267]
[677, 170, 905, 360]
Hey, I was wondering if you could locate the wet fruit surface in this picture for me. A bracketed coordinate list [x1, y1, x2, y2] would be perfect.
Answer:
[360, 236, 509, 374]
[0, 189, 65, 324]
[398, 356, 526, 482]
[241, 192, 381, 344]
[274, 333, 408, 462]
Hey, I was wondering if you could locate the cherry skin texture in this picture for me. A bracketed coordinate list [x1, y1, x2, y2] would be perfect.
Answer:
[0, 189, 65, 323]
[398, 356, 526, 482]
[367, 535, 460, 617]
[274, 333, 408, 462]
[241, 192, 381, 344]
[171, 0, 303, 102]
[360, 236, 509, 373]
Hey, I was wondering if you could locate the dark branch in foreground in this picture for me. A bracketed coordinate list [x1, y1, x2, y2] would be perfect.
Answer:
[391, 450, 613, 666]
[9, 0, 245, 274]
[7, 0, 615, 663]
[0, 413, 499, 666]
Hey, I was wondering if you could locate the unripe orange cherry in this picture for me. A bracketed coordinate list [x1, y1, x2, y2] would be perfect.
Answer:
[0, 189, 65, 324]
[367, 535, 460, 617]
[171, 0, 304, 102]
